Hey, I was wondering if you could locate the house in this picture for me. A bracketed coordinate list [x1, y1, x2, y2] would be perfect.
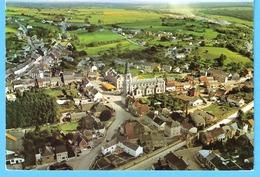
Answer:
[227, 95, 245, 107]
[181, 120, 197, 134]
[90, 102, 113, 118]
[90, 88, 102, 101]
[165, 152, 189, 170]
[140, 132, 167, 151]
[194, 150, 242, 170]
[192, 109, 217, 125]
[162, 65, 172, 73]
[168, 112, 185, 123]
[175, 53, 186, 59]
[209, 88, 228, 101]
[194, 149, 212, 168]
[87, 71, 99, 81]
[29, 67, 44, 79]
[6, 94, 17, 102]
[247, 119, 254, 132]
[232, 73, 240, 81]
[73, 134, 88, 150]
[94, 122, 106, 135]
[55, 145, 68, 162]
[189, 97, 203, 106]
[210, 128, 226, 142]
[207, 69, 228, 83]
[83, 129, 93, 141]
[151, 63, 161, 72]
[128, 101, 149, 117]
[6, 150, 25, 166]
[146, 112, 166, 129]
[117, 141, 143, 157]
[104, 68, 123, 90]
[190, 112, 206, 129]
[122, 120, 145, 140]
[187, 87, 199, 97]
[244, 68, 253, 78]
[164, 120, 182, 137]
[222, 125, 234, 139]
[101, 138, 118, 155]
[35, 146, 55, 165]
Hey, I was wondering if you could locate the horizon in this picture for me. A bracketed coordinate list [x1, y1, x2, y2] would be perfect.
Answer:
[6, 0, 254, 4]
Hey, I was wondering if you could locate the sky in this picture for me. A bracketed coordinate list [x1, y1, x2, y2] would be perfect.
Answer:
[6, 0, 254, 4]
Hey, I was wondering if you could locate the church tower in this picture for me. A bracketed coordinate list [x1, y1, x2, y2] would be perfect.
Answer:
[123, 61, 132, 95]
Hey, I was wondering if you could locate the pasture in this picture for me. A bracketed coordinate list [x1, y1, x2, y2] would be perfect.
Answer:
[196, 47, 253, 64]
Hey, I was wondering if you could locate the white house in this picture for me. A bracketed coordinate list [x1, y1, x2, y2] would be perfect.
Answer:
[190, 98, 203, 106]
[118, 142, 143, 157]
[87, 87, 103, 102]
[101, 138, 118, 155]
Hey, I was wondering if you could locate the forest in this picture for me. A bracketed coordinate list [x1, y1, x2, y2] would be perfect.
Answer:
[6, 90, 58, 129]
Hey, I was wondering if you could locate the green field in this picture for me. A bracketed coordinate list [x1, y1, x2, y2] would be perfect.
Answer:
[196, 47, 252, 64]
[71, 29, 122, 43]
[6, 27, 18, 33]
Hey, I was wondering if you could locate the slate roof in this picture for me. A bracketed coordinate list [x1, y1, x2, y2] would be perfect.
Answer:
[55, 145, 67, 154]
[165, 152, 188, 170]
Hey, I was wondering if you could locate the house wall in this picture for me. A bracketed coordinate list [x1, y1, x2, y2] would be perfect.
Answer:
[101, 145, 117, 155]
[227, 98, 244, 107]
[42, 155, 55, 164]
[166, 86, 176, 91]
[118, 142, 143, 157]
[94, 92, 103, 101]
[190, 99, 203, 106]
[56, 152, 68, 162]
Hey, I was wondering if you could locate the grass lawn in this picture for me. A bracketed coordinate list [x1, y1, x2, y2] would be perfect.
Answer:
[196, 46, 252, 64]
[203, 103, 238, 120]
[43, 86, 79, 99]
[58, 123, 78, 133]
[40, 122, 78, 133]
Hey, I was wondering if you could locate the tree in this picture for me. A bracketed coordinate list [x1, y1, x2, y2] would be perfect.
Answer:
[99, 110, 112, 121]
[84, 17, 90, 24]
[215, 54, 226, 67]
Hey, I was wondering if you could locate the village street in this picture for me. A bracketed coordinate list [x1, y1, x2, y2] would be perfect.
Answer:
[66, 94, 133, 170]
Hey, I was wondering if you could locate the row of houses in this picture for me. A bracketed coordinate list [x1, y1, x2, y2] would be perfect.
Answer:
[199, 119, 254, 145]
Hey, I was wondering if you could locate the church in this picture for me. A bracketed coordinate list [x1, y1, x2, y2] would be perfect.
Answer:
[121, 62, 165, 104]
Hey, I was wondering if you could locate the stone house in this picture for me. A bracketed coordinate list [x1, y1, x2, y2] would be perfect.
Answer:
[164, 120, 182, 137]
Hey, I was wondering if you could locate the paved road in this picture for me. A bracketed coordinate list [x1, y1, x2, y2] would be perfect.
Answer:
[66, 94, 132, 170]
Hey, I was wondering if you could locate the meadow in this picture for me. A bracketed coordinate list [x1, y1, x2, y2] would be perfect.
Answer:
[196, 47, 253, 64]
